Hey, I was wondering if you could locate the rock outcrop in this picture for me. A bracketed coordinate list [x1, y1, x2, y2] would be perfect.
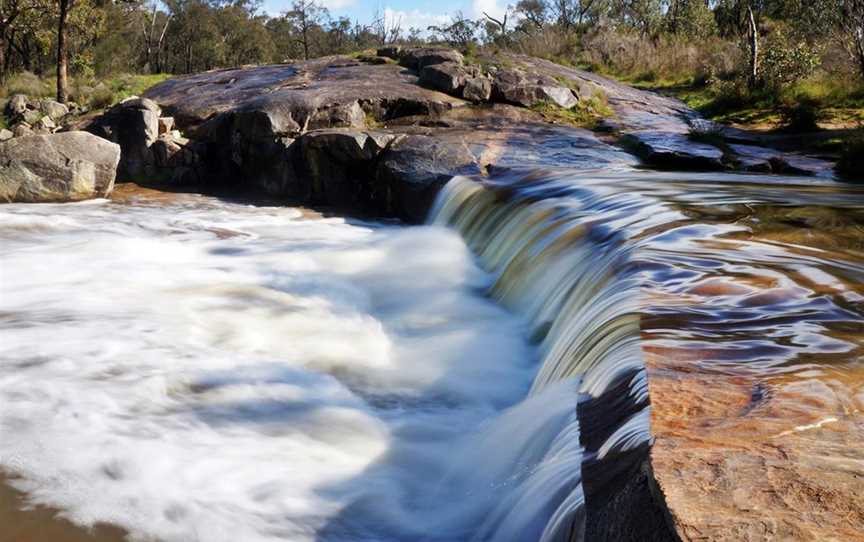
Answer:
[130, 47, 835, 222]
[0, 131, 120, 202]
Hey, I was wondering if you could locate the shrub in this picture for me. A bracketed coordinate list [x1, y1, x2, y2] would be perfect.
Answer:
[87, 84, 116, 110]
[778, 95, 824, 131]
[760, 34, 821, 91]
[1, 71, 53, 99]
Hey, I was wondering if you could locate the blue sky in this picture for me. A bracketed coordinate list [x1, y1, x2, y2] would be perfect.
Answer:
[259, 0, 508, 32]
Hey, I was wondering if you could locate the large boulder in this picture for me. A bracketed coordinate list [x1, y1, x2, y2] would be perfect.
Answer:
[492, 69, 579, 109]
[0, 131, 120, 203]
[298, 129, 396, 207]
[87, 97, 161, 179]
[376, 134, 481, 221]
[419, 62, 469, 95]
[399, 48, 465, 71]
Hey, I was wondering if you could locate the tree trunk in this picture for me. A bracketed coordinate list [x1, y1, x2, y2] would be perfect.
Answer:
[747, 6, 759, 89]
[0, 33, 6, 84]
[56, 0, 72, 104]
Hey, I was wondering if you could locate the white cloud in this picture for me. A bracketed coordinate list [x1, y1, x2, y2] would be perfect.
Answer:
[471, 0, 507, 21]
[319, 0, 358, 9]
[384, 7, 451, 33]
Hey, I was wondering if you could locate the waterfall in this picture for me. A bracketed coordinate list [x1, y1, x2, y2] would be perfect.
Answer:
[428, 172, 654, 540]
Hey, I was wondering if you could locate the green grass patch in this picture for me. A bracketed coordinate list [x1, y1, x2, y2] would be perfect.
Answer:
[531, 93, 614, 129]
[1, 72, 172, 111]
[651, 75, 864, 131]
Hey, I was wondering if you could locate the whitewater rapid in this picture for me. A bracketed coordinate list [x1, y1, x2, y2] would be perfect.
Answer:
[0, 195, 571, 541]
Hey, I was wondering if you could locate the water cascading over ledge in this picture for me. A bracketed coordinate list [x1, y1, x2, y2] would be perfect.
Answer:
[428, 172, 678, 542]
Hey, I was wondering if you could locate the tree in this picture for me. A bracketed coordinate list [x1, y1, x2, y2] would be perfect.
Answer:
[514, 0, 549, 30]
[371, 8, 401, 45]
[284, 0, 326, 60]
[427, 12, 480, 48]
[141, 1, 171, 73]
[56, 0, 74, 102]
[746, 4, 759, 87]
[839, 0, 864, 78]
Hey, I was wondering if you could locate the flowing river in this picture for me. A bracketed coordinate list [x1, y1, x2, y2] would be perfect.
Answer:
[1, 171, 863, 541]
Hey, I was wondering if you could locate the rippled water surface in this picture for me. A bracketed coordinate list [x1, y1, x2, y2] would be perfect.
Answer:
[2, 171, 863, 541]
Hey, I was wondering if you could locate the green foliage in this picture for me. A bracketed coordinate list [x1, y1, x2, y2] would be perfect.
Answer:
[530, 91, 613, 128]
[778, 95, 824, 131]
[760, 31, 822, 89]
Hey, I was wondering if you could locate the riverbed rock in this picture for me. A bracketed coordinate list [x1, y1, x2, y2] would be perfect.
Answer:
[376, 134, 481, 221]
[298, 129, 396, 207]
[622, 131, 726, 170]
[0, 129, 13, 141]
[0, 131, 120, 202]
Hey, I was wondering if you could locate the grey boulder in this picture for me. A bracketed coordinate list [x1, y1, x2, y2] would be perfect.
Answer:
[0, 131, 121, 203]
[40, 99, 70, 121]
[419, 62, 469, 95]
[493, 70, 578, 109]
[87, 97, 161, 179]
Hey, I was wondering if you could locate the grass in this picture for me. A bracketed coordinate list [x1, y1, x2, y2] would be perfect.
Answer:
[1, 72, 171, 111]
[637, 74, 864, 131]
[531, 93, 614, 129]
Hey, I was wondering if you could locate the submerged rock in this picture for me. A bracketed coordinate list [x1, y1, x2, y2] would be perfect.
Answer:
[0, 131, 120, 202]
[622, 131, 726, 170]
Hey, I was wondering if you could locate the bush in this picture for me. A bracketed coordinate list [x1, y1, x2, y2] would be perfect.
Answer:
[837, 128, 864, 180]
[760, 31, 821, 91]
[577, 28, 738, 86]
[0, 71, 54, 99]
[779, 95, 824, 131]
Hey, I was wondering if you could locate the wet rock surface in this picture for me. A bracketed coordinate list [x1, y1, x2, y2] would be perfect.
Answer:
[622, 131, 726, 170]
[0, 131, 120, 202]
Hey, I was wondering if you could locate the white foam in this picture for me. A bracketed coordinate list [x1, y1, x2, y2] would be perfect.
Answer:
[0, 198, 543, 541]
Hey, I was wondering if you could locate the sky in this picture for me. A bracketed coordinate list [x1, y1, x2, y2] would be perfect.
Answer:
[258, 0, 509, 32]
